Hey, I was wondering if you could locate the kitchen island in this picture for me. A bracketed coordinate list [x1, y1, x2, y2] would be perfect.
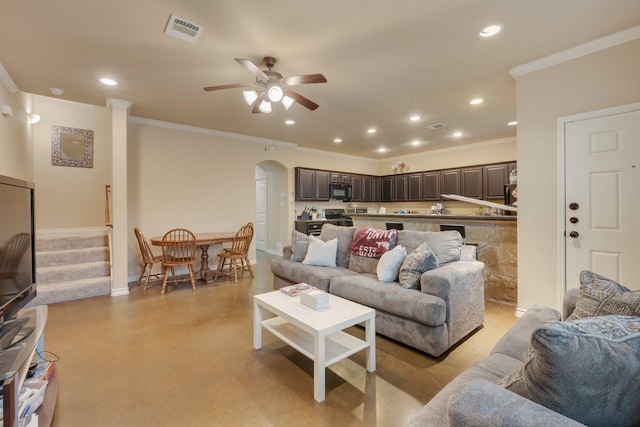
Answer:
[351, 214, 517, 304]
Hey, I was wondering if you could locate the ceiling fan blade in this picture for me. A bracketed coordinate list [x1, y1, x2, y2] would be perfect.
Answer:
[235, 58, 269, 80]
[284, 89, 319, 110]
[203, 83, 256, 91]
[251, 92, 268, 114]
[282, 74, 327, 86]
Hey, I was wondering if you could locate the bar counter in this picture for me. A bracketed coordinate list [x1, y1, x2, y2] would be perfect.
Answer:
[351, 214, 517, 304]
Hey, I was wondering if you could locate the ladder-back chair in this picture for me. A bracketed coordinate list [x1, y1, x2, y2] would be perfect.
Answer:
[215, 222, 254, 283]
[134, 227, 163, 290]
[160, 228, 197, 294]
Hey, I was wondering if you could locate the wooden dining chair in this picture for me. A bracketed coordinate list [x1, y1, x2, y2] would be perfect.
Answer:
[160, 228, 197, 294]
[215, 222, 254, 283]
[134, 228, 164, 291]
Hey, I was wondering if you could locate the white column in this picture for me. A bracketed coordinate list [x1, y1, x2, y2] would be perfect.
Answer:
[107, 98, 132, 297]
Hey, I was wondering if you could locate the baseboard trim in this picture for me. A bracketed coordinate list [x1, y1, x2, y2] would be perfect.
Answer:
[515, 307, 527, 317]
[111, 287, 130, 297]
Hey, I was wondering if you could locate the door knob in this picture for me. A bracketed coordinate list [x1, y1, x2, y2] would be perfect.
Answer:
[569, 231, 579, 238]
[569, 217, 579, 224]
[569, 203, 579, 210]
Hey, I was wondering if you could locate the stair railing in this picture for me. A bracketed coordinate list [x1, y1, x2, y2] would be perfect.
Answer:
[105, 185, 112, 228]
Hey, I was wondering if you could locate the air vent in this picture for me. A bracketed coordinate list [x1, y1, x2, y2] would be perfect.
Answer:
[426, 123, 447, 130]
[164, 14, 204, 43]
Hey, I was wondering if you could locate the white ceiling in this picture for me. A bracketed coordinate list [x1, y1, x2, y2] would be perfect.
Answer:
[1, 0, 639, 158]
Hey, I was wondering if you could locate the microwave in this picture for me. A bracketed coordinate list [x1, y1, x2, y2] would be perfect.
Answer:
[330, 183, 352, 200]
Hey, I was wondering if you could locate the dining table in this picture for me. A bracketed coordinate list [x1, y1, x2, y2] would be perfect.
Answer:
[151, 232, 235, 284]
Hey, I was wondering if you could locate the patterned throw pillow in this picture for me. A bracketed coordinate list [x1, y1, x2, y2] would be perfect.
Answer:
[567, 270, 640, 320]
[289, 230, 309, 262]
[398, 242, 439, 289]
[350, 227, 398, 258]
[500, 315, 640, 426]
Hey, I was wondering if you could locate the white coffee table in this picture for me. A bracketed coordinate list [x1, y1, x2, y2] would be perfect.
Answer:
[253, 290, 376, 402]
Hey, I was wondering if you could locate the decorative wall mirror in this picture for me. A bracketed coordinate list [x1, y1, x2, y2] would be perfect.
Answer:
[51, 125, 94, 168]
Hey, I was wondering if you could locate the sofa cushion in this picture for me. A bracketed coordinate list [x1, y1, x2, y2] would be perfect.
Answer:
[289, 230, 309, 262]
[348, 254, 378, 274]
[319, 223, 356, 268]
[376, 245, 407, 282]
[302, 235, 337, 267]
[329, 274, 446, 326]
[500, 315, 640, 427]
[399, 242, 439, 289]
[270, 258, 356, 292]
[350, 227, 397, 258]
[397, 230, 462, 265]
[566, 270, 640, 320]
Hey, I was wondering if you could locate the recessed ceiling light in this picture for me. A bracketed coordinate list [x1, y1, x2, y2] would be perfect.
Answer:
[367, 128, 377, 134]
[378, 147, 387, 153]
[411, 140, 421, 146]
[469, 98, 483, 105]
[99, 78, 118, 86]
[508, 121, 517, 126]
[480, 25, 502, 37]
[409, 115, 421, 122]
[285, 119, 295, 125]
[49, 87, 64, 96]
[453, 131, 464, 138]
[334, 138, 342, 143]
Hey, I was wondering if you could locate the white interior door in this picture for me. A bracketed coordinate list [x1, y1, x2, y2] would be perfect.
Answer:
[255, 177, 267, 251]
[565, 109, 640, 289]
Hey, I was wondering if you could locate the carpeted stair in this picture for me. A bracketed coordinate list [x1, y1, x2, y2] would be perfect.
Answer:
[28, 232, 112, 306]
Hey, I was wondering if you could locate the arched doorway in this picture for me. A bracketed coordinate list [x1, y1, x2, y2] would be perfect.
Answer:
[255, 160, 288, 256]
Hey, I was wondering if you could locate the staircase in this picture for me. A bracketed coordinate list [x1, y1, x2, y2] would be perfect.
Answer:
[29, 231, 112, 306]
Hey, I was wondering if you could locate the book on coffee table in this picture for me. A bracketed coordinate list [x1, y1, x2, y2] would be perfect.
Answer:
[279, 283, 317, 297]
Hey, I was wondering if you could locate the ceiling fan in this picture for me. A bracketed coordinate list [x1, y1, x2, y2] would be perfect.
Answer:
[204, 56, 327, 113]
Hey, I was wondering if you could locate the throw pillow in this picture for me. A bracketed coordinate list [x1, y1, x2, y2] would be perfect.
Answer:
[289, 229, 309, 262]
[567, 270, 640, 320]
[302, 235, 338, 267]
[350, 227, 398, 258]
[376, 245, 407, 283]
[500, 315, 640, 427]
[398, 242, 439, 289]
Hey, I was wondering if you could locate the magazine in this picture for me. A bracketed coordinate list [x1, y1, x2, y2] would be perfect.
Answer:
[280, 283, 317, 297]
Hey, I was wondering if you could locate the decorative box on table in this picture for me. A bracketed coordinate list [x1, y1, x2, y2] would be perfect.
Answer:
[300, 290, 330, 310]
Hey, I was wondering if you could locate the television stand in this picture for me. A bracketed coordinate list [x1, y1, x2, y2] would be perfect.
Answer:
[1, 306, 56, 427]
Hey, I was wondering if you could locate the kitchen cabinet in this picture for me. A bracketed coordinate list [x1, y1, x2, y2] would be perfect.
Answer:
[350, 175, 363, 201]
[408, 173, 422, 201]
[483, 163, 510, 199]
[295, 168, 330, 201]
[393, 175, 408, 201]
[460, 167, 483, 198]
[381, 176, 393, 202]
[441, 169, 461, 196]
[362, 176, 375, 202]
[423, 172, 440, 201]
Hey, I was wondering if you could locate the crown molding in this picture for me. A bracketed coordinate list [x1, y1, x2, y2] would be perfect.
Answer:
[0, 62, 19, 94]
[295, 145, 378, 163]
[510, 25, 640, 78]
[106, 98, 133, 112]
[385, 136, 517, 162]
[128, 115, 297, 149]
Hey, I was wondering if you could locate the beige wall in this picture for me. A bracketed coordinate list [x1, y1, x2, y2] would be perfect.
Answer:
[0, 87, 32, 181]
[515, 38, 640, 311]
[31, 95, 112, 229]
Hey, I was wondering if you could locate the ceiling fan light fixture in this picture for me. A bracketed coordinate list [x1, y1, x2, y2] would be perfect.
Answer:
[267, 85, 284, 102]
[281, 95, 295, 110]
[243, 90, 259, 105]
[258, 100, 272, 113]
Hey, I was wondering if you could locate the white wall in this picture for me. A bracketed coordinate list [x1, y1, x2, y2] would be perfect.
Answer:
[515, 38, 640, 311]
[31, 95, 112, 229]
[0, 85, 31, 181]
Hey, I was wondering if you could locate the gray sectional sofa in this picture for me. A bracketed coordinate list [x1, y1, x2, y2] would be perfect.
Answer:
[270, 224, 486, 357]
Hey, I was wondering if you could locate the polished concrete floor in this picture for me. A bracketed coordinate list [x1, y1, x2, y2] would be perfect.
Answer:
[44, 251, 517, 427]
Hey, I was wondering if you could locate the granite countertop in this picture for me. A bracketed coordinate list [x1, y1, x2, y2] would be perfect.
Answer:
[350, 213, 516, 221]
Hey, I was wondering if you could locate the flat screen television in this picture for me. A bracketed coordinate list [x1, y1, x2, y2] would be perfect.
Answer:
[0, 174, 36, 328]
